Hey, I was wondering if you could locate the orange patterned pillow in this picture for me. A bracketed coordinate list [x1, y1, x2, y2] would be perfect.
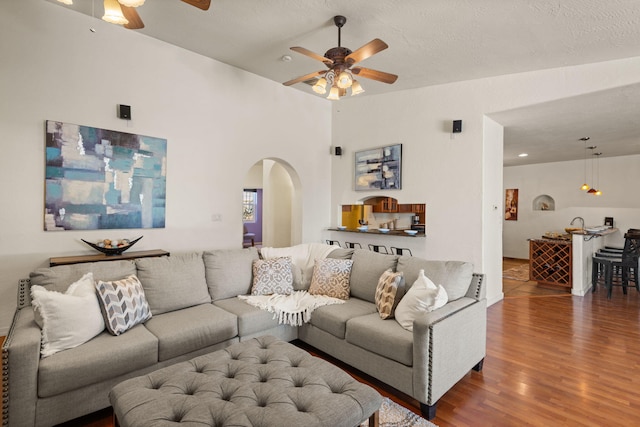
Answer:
[375, 269, 405, 319]
[308, 258, 353, 300]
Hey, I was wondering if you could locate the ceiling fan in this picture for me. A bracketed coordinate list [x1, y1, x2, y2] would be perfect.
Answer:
[283, 15, 398, 99]
[63, 0, 211, 30]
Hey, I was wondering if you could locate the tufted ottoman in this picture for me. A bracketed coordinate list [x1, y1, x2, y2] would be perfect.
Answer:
[109, 335, 382, 426]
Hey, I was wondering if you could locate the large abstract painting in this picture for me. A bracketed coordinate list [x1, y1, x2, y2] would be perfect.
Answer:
[44, 120, 166, 231]
[354, 144, 402, 191]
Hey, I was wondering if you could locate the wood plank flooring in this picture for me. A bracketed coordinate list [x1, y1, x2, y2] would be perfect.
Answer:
[8, 261, 639, 426]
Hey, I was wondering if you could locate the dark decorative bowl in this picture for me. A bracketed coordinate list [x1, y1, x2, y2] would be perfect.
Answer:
[81, 236, 143, 255]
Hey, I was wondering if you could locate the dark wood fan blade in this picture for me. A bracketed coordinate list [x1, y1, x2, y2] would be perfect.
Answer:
[345, 39, 388, 65]
[283, 70, 326, 86]
[351, 67, 398, 84]
[181, 0, 211, 10]
[290, 47, 333, 65]
[121, 5, 144, 29]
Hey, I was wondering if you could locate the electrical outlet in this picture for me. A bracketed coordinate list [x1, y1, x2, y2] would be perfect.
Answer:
[211, 214, 222, 222]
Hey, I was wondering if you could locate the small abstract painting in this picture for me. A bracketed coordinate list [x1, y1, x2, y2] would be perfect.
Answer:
[505, 188, 518, 221]
[355, 144, 402, 191]
[44, 120, 167, 231]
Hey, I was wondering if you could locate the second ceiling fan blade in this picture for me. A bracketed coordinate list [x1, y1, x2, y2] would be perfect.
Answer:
[290, 47, 334, 65]
[283, 70, 326, 86]
[351, 67, 398, 84]
[346, 39, 388, 65]
[181, 0, 211, 10]
[121, 5, 144, 29]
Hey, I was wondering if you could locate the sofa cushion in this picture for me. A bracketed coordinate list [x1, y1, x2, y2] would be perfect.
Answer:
[308, 258, 353, 300]
[214, 297, 280, 336]
[38, 324, 158, 397]
[326, 248, 355, 259]
[30, 272, 105, 357]
[251, 257, 294, 295]
[204, 247, 259, 301]
[136, 252, 211, 315]
[346, 313, 414, 366]
[144, 304, 238, 361]
[374, 269, 405, 319]
[30, 260, 136, 293]
[349, 250, 399, 303]
[309, 298, 377, 339]
[396, 257, 473, 301]
[95, 275, 153, 336]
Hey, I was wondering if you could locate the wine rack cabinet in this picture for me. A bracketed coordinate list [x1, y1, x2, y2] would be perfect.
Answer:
[529, 239, 572, 288]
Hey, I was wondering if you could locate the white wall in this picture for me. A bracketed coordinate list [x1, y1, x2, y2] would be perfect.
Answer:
[503, 154, 640, 259]
[331, 57, 640, 307]
[0, 1, 331, 334]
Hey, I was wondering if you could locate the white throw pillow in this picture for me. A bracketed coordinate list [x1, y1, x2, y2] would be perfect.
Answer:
[394, 269, 448, 331]
[30, 272, 105, 358]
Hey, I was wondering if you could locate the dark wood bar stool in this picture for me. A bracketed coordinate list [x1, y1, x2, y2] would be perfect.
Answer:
[592, 233, 640, 298]
[368, 244, 389, 254]
[326, 240, 341, 247]
[391, 247, 413, 256]
[344, 242, 362, 249]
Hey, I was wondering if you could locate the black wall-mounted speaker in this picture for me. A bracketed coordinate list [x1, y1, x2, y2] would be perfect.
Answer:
[335, 146, 342, 156]
[118, 104, 131, 120]
[452, 120, 462, 133]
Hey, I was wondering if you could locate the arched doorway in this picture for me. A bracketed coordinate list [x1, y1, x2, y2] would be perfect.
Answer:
[243, 158, 302, 248]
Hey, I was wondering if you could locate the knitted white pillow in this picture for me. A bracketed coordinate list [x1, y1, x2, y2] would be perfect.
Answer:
[394, 269, 448, 331]
[30, 272, 105, 358]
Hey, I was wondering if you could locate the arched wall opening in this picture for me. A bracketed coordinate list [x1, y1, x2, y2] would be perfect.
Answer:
[243, 158, 303, 248]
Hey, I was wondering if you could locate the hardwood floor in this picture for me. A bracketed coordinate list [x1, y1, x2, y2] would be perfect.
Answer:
[12, 266, 639, 426]
[502, 257, 570, 298]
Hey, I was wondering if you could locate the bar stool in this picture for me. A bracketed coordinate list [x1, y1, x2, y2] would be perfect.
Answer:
[326, 240, 341, 247]
[391, 247, 413, 256]
[368, 244, 389, 254]
[345, 242, 362, 249]
[592, 233, 640, 298]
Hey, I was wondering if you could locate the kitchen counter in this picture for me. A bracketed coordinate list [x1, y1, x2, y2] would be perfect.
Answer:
[571, 228, 619, 296]
[328, 228, 425, 237]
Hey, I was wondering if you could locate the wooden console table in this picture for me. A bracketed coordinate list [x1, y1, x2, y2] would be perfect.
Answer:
[50, 249, 170, 267]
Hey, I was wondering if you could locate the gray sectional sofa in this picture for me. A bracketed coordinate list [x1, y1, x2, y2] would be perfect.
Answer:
[2, 246, 486, 426]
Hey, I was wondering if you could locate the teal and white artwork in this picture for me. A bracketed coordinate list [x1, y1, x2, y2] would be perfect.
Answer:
[44, 120, 167, 231]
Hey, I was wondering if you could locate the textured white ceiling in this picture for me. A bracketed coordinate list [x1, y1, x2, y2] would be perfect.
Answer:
[47, 0, 640, 165]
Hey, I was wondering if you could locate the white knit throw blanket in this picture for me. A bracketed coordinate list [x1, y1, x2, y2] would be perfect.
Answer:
[238, 291, 344, 326]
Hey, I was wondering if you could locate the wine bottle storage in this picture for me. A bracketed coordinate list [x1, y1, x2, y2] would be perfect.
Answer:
[529, 239, 572, 287]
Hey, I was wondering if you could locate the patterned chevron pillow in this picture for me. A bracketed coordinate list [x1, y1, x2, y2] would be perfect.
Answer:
[95, 275, 152, 336]
[308, 258, 353, 300]
[251, 257, 294, 295]
[375, 269, 405, 319]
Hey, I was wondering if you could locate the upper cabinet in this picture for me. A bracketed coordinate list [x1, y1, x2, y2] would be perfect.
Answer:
[370, 197, 398, 213]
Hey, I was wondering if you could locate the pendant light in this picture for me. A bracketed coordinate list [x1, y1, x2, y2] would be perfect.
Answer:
[579, 137, 590, 191]
[586, 146, 598, 194]
[594, 152, 603, 196]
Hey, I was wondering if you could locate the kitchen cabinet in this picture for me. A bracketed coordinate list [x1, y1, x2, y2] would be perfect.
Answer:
[529, 239, 572, 288]
[373, 197, 398, 213]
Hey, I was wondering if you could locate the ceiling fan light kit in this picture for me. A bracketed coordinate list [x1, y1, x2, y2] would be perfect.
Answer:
[103, 0, 129, 25]
[118, 0, 145, 7]
[283, 15, 397, 100]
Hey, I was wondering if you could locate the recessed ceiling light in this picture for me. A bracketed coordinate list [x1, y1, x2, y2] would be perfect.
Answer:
[281, 55, 292, 62]
[518, 153, 528, 157]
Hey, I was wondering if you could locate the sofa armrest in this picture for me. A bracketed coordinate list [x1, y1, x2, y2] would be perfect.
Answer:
[412, 297, 487, 405]
[465, 273, 485, 300]
[2, 307, 41, 427]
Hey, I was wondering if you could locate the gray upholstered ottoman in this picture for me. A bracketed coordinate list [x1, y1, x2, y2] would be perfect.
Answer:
[109, 335, 382, 427]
